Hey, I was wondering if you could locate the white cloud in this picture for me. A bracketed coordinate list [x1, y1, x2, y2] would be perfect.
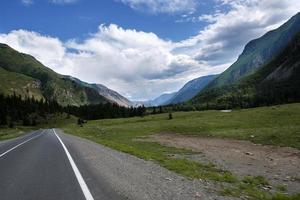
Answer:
[22, 0, 34, 6]
[0, 30, 68, 72]
[0, 26, 204, 100]
[2, 0, 300, 100]
[176, 0, 300, 66]
[50, 0, 78, 5]
[118, 0, 198, 14]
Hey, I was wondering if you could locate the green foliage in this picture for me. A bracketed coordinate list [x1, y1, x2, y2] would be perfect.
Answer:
[242, 176, 269, 186]
[0, 67, 44, 99]
[276, 185, 287, 192]
[67, 104, 146, 120]
[0, 93, 62, 128]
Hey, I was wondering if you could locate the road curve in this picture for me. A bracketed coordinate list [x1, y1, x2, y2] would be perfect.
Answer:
[0, 129, 122, 200]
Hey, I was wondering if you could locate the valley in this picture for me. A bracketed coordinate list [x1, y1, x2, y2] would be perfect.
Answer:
[0, 4, 299, 200]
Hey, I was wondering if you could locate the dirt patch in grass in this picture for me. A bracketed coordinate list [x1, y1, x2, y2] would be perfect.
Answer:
[146, 133, 300, 194]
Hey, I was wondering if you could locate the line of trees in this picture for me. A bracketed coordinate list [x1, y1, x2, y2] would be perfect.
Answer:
[0, 93, 62, 127]
[0, 93, 147, 128]
[65, 104, 146, 120]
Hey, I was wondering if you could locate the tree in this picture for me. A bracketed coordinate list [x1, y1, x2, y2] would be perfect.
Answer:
[168, 113, 173, 120]
[8, 121, 14, 128]
[22, 116, 31, 126]
[152, 107, 157, 114]
[159, 106, 163, 113]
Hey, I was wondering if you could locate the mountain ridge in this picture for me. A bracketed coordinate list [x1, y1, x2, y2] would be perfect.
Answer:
[191, 31, 300, 107]
[167, 74, 219, 105]
[66, 76, 132, 107]
[204, 12, 300, 90]
[0, 43, 130, 107]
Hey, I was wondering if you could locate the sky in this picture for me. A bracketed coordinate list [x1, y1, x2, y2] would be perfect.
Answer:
[0, 0, 299, 101]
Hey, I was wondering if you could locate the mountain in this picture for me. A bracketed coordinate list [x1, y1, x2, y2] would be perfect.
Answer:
[245, 31, 300, 102]
[66, 76, 132, 107]
[151, 92, 177, 106]
[167, 74, 218, 104]
[136, 92, 176, 107]
[138, 75, 218, 107]
[0, 43, 129, 106]
[191, 31, 300, 107]
[205, 12, 300, 90]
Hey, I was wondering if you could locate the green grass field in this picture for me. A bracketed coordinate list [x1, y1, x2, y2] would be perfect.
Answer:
[61, 103, 300, 200]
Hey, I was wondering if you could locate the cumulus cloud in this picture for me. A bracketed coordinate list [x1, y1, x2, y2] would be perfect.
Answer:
[2, 0, 300, 100]
[0, 26, 202, 100]
[118, 0, 198, 14]
[0, 30, 68, 72]
[176, 0, 300, 65]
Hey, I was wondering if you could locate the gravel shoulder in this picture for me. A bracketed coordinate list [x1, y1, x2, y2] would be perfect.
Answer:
[57, 129, 233, 200]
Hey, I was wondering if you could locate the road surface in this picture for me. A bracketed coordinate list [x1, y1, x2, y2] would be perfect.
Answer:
[0, 129, 228, 200]
[0, 129, 122, 200]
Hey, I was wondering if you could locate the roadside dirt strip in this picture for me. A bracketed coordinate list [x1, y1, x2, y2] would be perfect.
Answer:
[148, 133, 300, 194]
[57, 130, 234, 200]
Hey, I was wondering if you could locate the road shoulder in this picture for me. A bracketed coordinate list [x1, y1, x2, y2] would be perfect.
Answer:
[57, 129, 230, 200]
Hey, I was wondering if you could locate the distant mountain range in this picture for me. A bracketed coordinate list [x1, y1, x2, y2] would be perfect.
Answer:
[138, 74, 218, 107]
[191, 12, 300, 107]
[134, 92, 176, 107]
[0, 44, 132, 107]
[166, 74, 218, 105]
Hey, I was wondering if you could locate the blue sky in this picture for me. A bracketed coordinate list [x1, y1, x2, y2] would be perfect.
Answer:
[1, 0, 212, 41]
[0, 0, 299, 101]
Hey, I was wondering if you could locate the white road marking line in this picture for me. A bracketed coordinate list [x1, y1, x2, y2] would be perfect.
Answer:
[0, 131, 44, 158]
[53, 129, 94, 200]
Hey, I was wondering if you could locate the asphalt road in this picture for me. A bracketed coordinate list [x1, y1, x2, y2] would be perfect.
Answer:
[0, 129, 122, 200]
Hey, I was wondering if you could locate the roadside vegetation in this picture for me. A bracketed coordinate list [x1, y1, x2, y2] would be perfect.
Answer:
[61, 103, 300, 200]
[0, 113, 76, 141]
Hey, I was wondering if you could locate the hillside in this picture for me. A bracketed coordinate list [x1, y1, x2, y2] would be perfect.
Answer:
[0, 43, 117, 106]
[66, 76, 132, 107]
[205, 12, 300, 90]
[0, 67, 44, 100]
[167, 74, 218, 104]
[191, 32, 300, 108]
[136, 92, 176, 107]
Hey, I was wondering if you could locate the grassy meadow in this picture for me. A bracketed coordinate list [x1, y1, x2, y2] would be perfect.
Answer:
[61, 103, 300, 200]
